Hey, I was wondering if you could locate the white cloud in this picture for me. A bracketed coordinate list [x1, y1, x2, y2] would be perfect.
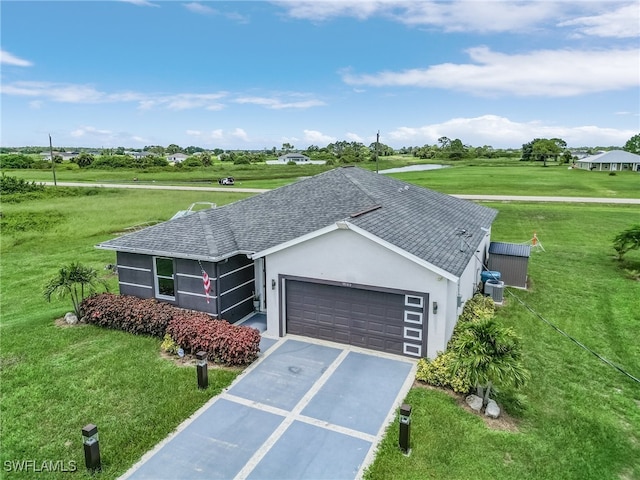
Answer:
[345, 132, 365, 143]
[183, 2, 216, 15]
[231, 128, 249, 141]
[558, 3, 639, 38]
[277, 1, 573, 33]
[387, 115, 636, 148]
[303, 129, 336, 144]
[342, 47, 640, 96]
[119, 0, 159, 7]
[70, 126, 114, 138]
[395, 0, 559, 33]
[1, 81, 229, 110]
[235, 95, 325, 109]
[1, 50, 33, 67]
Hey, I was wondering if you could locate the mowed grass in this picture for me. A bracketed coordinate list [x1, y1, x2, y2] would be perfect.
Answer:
[0, 188, 252, 479]
[366, 202, 640, 480]
[388, 164, 640, 198]
[10, 161, 640, 197]
[1, 176, 639, 479]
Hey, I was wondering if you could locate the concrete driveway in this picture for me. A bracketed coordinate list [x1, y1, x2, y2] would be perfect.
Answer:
[121, 337, 416, 480]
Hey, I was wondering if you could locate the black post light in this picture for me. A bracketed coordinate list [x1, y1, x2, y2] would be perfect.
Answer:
[399, 404, 412, 455]
[196, 351, 208, 389]
[81, 424, 101, 472]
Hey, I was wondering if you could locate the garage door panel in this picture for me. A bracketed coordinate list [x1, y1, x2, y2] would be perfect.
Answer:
[286, 280, 425, 357]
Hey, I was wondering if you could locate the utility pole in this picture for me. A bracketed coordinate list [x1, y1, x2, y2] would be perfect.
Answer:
[375, 130, 380, 173]
[49, 134, 57, 186]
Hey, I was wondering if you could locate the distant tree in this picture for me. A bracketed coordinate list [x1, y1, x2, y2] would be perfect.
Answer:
[623, 133, 640, 155]
[144, 145, 165, 155]
[166, 144, 182, 155]
[281, 143, 294, 154]
[200, 152, 212, 166]
[437, 136, 451, 149]
[73, 152, 94, 168]
[613, 225, 640, 261]
[523, 138, 565, 165]
[185, 145, 205, 155]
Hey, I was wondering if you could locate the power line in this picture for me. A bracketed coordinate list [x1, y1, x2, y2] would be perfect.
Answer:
[461, 233, 640, 384]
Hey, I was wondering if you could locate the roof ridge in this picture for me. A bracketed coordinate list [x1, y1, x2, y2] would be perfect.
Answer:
[340, 167, 381, 207]
[198, 210, 220, 257]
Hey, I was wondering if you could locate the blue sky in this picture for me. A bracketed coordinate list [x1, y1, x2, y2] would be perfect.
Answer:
[1, 0, 639, 150]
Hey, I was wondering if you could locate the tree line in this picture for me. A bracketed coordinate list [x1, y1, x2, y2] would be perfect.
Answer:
[1, 133, 638, 169]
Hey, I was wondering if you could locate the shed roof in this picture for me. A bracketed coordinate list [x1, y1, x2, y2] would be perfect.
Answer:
[489, 241, 531, 258]
[98, 167, 498, 277]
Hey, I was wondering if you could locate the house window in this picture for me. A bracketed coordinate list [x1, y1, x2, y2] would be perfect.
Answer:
[404, 295, 423, 308]
[154, 257, 175, 300]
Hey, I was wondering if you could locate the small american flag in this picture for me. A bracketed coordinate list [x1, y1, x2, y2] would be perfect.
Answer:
[202, 270, 211, 303]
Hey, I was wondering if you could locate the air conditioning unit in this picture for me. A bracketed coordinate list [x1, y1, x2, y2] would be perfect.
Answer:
[485, 279, 504, 304]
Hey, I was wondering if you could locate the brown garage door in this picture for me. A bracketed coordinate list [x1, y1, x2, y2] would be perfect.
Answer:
[285, 279, 426, 357]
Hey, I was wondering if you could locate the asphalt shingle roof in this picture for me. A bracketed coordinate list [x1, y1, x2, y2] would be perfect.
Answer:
[98, 167, 498, 277]
[576, 150, 640, 163]
[489, 241, 531, 258]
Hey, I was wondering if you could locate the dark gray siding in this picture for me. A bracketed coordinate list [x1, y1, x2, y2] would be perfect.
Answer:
[219, 255, 255, 323]
[116, 252, 153, 299]
[114, 252, 255, 321]
[175, 259, 217, 315]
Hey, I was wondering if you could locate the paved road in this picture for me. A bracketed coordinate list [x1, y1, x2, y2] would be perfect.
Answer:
[43, 181, 269, 193]
[42, 182, 640, 204]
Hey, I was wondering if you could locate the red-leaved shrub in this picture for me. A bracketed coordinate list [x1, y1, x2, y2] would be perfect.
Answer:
[81, 293, 174, 338]
[167, 313, 261, 366]
[81, 293, 261, 366]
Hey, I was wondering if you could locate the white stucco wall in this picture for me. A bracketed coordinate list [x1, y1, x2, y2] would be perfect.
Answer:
[261, 227, 464, 358]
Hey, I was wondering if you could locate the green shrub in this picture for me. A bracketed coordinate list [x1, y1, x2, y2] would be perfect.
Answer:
[0, 174, 45, 194]
[0, 153, 35, 169]
[416, 351, 472, 394]
[160, 333, 180, 355]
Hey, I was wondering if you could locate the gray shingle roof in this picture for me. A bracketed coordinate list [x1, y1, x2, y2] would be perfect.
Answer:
[98, 167, 498, 277]
[576, 150, 640, 163]
[489, 241, 531, 258]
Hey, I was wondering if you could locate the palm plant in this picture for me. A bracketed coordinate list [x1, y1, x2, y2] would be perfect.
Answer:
[43, 262, 108, 318]
[451, 317, 529, 407]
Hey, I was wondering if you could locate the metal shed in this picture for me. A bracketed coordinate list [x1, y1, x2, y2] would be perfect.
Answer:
[488, 242, 531, 289]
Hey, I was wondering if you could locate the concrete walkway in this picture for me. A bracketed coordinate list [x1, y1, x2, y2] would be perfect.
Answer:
[120, 338, 416, 480]
[42, 182, 640, 204]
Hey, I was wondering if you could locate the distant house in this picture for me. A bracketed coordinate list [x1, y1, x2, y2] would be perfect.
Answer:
[166, 153, 189, 164]
[40, 151, 78, 161]
[126, 151, 152, 160]
[575, 150, 640, 172]
[97, 167, 497, 359]
[267, 153, 326, 165]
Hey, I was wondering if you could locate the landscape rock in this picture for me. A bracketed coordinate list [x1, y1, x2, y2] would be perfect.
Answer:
[465, 394, 483, 412]
[64, 312, 78, 325]
[485, 399, 501, 418]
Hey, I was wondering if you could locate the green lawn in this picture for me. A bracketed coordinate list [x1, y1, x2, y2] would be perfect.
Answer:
[1, 176, 639, 479]
[366, 202, 640, 480]
[0, 188, 252, 479]
[7, 161, 640, 197]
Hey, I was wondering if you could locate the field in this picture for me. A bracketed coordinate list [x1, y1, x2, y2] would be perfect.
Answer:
[1, 164, 639, 479]
[8, 159, 640, 197]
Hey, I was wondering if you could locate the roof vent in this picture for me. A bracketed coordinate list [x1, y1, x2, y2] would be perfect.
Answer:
[350, 205, 382, 218]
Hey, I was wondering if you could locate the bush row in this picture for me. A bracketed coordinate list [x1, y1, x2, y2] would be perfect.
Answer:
[167, 314, 261, 366]
[81, 293, 261, 366]
[415, 293, 495, 393]
[81, 293, 176, 337]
